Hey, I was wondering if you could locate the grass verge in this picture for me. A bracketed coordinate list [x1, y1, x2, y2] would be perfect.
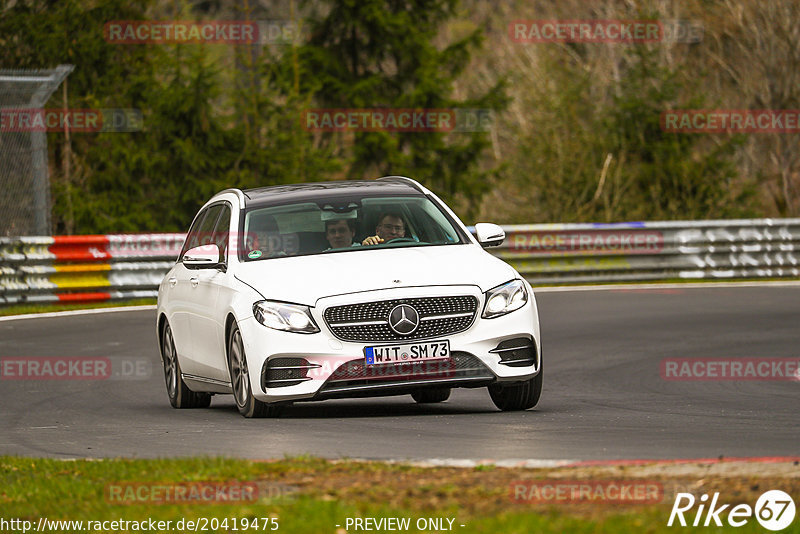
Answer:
[1, 457, 798, 533]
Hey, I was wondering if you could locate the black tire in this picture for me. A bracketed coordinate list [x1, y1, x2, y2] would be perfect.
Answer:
[411, 387, 451, 404]
[161, 322, 211, 409]
[488, 367, 543, 411]
[228, 324, 282, 418]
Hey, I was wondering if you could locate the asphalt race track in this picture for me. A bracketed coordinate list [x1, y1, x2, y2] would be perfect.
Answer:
[1, 284, 798, 461]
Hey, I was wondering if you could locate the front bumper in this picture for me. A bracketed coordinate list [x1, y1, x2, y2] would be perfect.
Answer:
[237, 285, 541, 403]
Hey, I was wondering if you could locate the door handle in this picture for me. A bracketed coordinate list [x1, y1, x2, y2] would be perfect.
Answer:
[190, 277, 199, 288]
[168, 277, 177, 288]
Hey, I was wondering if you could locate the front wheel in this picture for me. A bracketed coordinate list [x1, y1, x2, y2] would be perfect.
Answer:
[488, 367, 543, 411]
[161, 322, 211, 409]
[228, 324, 282, 418]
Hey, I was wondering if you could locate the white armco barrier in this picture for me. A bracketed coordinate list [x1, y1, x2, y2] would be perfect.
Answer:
[1, 219, 799, 304]
[494, 218, 800, 284]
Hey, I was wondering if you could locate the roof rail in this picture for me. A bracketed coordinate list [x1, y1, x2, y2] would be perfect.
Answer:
[213, 188, 247, 205]
[376, 175, 429, 194]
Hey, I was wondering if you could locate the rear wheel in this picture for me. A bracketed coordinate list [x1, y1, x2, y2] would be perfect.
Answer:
[161, 322, 211, 409]
[411, 387, 451, 404]
[488, 367, 543, 411]
[228, 324, 282, 418]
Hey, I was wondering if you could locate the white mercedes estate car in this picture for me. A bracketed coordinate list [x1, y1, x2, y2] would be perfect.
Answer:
[156, 177, 542, 417]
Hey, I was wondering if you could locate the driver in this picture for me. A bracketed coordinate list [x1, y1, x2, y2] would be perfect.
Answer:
[362, 212, 407, 245]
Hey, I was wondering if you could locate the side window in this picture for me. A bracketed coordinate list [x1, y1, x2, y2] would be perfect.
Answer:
[179, 205, 223, 260]
[180, 208, 209, 260]
[211, 204, 231, 260]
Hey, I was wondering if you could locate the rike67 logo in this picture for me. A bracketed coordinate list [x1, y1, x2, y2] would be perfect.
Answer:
[669, 490, 796, 531]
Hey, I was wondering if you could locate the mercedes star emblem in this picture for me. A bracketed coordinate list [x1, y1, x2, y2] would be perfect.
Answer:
[388, 304, 420, 335]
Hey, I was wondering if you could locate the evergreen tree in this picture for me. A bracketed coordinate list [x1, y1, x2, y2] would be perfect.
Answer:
[287, 0, 508, 213]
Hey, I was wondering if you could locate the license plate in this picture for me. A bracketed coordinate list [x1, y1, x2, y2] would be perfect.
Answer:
[364, 340, 450, 365]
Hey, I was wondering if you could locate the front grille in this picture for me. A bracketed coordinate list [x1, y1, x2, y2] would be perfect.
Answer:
[316, 351, 494, 397]
[324, 295, 478, 342]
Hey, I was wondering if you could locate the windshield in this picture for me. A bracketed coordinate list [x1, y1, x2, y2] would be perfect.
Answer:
[239, 194, 466, 261]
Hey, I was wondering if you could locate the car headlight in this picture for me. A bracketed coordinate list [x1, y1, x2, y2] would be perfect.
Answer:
[253, 301, 320, 333]
[482, 279, 528, 319]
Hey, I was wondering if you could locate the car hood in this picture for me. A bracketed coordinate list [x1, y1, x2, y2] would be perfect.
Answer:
[235, 244, 517, 306]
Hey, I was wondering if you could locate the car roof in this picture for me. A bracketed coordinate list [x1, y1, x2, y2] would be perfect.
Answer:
[238, 177, 425, 208]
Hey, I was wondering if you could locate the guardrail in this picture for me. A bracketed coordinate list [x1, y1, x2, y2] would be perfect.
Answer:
[495, 218, 800, 284]
[0, 234, 184, 304]
[2, 219, 799, 304]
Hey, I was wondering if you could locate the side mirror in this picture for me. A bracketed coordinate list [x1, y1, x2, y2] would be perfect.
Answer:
[183, 244, 224, 270]
[474, 223, 505, 247]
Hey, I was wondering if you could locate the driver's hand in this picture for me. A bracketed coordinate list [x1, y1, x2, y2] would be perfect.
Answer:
[362, 235, 384, 245]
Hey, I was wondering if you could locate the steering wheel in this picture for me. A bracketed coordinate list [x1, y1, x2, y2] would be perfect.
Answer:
[385, 237, 417, 244]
